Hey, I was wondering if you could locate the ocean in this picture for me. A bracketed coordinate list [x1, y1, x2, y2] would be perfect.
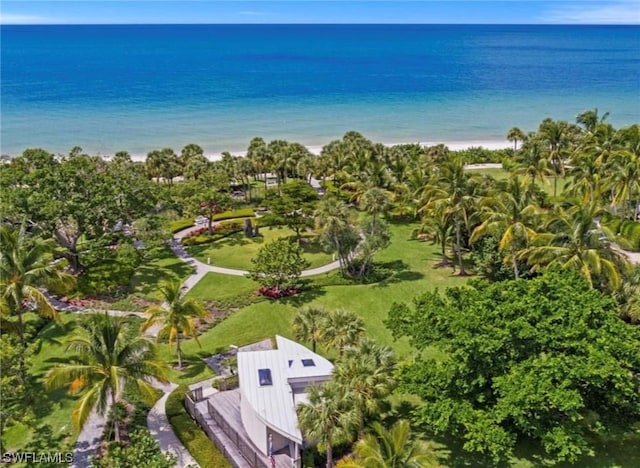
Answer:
[1, 24, 639, 157]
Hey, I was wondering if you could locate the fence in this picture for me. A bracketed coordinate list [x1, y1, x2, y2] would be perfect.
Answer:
[184, 390, 269, 468]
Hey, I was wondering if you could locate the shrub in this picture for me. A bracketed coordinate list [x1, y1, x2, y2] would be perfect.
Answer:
[91, 429, 176, 468]
[212, 208, 255, 221]
[211, 375, 239, 390]
[169, 219, 194, 233]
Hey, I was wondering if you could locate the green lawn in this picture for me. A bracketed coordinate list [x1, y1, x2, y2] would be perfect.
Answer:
[161, 221, 466, 385]
[4, 314, 81, 454]
[129, 246, 195, 301]
[186, 226, 333, 270]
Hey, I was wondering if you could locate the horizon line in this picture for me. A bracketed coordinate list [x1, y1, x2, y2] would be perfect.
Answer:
[4, 22, 640, 26]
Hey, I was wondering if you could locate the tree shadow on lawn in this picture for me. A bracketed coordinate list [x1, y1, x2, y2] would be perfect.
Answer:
[170, 351, 212, 380]
[373, 260, 425, 288]
[279, 285, 327, 307]
[132, 263, 193, 297]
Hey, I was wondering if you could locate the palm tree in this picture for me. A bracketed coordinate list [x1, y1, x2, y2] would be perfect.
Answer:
[141, 280, 207, 369]
[576, 108, 609, 134]
[421, 156, 478, 275]
[512, 136, 552, 197]
[334, 339, 397, 435]
[315, 198, 354, 274]
[297, 382, 358, 468]
[419, 205, 454, 267]
[604, 150, 640, 219]
[507, 127, 526, 152]
[470, 177, 539, 279]
[337, 420, 440, 468]
[291, 306, 328, 353]
[360, 187, 392, 231]
[0, 224, 74, 378]
[538, 119, 575, 197]
[321, 309, 365, 356]
[45, 313, 168, 442]
[520, 200, 629, 291]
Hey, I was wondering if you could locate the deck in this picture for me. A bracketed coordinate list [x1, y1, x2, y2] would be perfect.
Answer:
[190, 389, 293, 468]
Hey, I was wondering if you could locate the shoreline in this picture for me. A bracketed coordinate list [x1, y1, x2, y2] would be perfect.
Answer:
[121, 139, 510, 162]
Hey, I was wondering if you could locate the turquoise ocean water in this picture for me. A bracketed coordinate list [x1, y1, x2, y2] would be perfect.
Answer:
[1, 24, 639, 157]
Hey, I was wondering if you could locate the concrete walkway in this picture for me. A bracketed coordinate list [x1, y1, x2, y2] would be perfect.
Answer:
[171, 226, 342, 278]
[148, 380, 199, 468]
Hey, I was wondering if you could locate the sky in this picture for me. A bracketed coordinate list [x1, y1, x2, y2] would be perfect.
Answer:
[1, 0, 639, 25]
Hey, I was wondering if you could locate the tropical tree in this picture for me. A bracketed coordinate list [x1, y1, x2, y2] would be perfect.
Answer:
[604, 149, 640, 218]
[506, 127, 526, 152]
[576, 108, 609, 134]
[420, 156, 478, 275]
[315, 197, 357, 274]
[141, 280, 207, 369]
[360, 187, 392, 231]
[538, 119, 575, 197]
[0, 224, 74, 377]
[386, 268, 640, 463]
[334, 339, 397, 434]
[470, 177, 539, 279]
[418, 205, 454, 267]
[45, 313, 168, 443]
[291, 306, 328, 353]
[297, 382, 358, 468]
[321, 309, 365, 356]
[248, 239, 310, 293]
[337, 420, 441, 468]
[512, 136, 552, 197]
[520, 200, 629, 291]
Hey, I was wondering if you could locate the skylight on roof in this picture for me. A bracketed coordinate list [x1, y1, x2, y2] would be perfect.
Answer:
[301, 359, 315, 367]
[258, 368, 272, 386]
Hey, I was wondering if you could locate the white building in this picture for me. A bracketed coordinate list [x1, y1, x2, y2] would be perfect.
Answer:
[238, 335, 333, 464]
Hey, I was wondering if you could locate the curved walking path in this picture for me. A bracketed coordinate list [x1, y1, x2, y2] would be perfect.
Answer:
[44, 291, 197, 467]
[61, 217, 639, 467]
[172, 225, 342, 277]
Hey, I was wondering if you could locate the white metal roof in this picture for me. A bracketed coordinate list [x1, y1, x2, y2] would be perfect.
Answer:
[237, 335, 333, 443]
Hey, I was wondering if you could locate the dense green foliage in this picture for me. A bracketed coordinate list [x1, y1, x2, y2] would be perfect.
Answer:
[247, 238, 309, 291]
[90, 429, 176, 468]
[386, 268, 640, 464]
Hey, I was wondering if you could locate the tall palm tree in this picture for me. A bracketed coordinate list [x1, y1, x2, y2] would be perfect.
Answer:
[604, 150, 640, 219]
[576, 108, 609, 134]
[334, 339, 397, 435]
[418, 206, 454, 267]
[291, 306, 328, 353]
[315, 198, 354, 274]
[538, 119, 575, 197]
[507, 127, 526, 152]
[520, 200, 629, 291]
[45, 313, 168, 442]
[360, 187, 392, 232]
[512, 136, 552, 197]
[337, 420, 441, 468]
[421, 156, 478, 275]
[141, 280, 207, 369]
[297, 382, 358, 468]
[321, 309, 365, 356]
[0, 224, 74, 377]
[470, 177, 539, 279]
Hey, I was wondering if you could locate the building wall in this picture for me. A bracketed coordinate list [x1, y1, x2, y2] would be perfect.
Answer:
[240, 390, 268, 454]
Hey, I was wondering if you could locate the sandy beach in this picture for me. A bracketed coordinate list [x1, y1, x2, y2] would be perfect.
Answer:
[124, 139, 510, 162]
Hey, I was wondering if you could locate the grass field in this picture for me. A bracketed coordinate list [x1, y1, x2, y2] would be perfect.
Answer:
[186, 226, 333, 270]
[157, 221, 465, 385]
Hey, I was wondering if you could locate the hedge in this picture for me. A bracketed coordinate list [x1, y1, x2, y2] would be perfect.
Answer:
[165, 385, 230, 468]
[212, 208, 256, 221]
[169, 219, 194, 234]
